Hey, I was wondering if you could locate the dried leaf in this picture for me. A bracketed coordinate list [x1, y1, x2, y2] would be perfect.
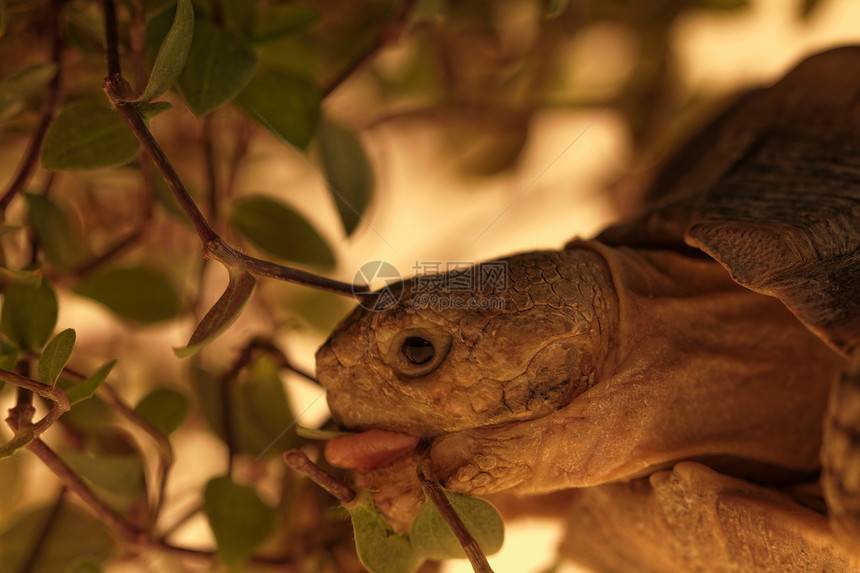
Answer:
[174, 267, 255, 358]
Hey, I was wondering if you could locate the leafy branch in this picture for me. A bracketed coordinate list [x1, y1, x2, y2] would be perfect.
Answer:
[99, 0, 370, 358]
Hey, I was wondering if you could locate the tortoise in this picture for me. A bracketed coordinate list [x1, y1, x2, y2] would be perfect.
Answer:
[314, 46, 860, 572]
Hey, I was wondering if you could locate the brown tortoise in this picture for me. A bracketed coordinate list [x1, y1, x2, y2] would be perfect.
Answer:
[315, 46, 860, 572]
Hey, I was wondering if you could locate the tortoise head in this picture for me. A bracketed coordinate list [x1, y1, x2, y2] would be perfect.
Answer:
[317, 244, 841, 512]
[317, 249, 616, 437]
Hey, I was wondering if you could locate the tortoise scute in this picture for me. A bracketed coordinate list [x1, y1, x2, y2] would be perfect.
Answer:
[687, 129, 860, 355]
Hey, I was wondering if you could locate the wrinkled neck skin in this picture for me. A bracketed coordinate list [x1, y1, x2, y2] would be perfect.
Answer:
[432, 240, 846, 496]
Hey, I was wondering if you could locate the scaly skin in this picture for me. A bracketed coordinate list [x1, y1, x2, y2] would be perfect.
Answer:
[317, 243, 844, 521]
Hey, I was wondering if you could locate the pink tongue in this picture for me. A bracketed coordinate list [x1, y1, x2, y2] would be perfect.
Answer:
[325, 429, 419, 471]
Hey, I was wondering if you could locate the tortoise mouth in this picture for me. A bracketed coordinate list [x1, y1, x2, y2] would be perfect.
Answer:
[324, 428, 421, 471]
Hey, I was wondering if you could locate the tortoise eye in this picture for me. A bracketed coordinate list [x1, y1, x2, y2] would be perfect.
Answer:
[401, 336, 435, 365]
[387, 329, 452, 378]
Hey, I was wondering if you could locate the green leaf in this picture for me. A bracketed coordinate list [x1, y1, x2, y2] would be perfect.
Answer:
[318, 120, 374, 236]
[1, 280, 58, 351]
[66, 361, 115, 405]
[134, 387, 190, 434]
[139, 0, 194, 102]
[0, 503, 118, 572]
[204, 476, 276, 565]
[230, 195, 335, 267]
[41, 103, 139, 170]
[0, 63, 57, 123]
[38, 328, 75, 387]
[61, 450, 145, 500]
[0, 338, 19, 372]
[248, 5, 319, 41]
[347, 491, 424, 573]
[410, 489, 504, 560]
[178, 20, 256, 115]
[235, 70, 320, 149]
[75, 266, 182, 324]
[295, 424, 353, 440]
[234, 355, 300, 456]
[174, 267, 255, 358]
[25, 193, 80, 270]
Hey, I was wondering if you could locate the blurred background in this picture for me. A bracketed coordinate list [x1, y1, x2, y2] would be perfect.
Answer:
[0, 0, 858, 571]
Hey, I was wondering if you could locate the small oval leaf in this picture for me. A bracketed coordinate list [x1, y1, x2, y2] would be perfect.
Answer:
[1, 280, 58, 351]
[318, 120, 374, 236]
[347, 491, 424, 573]
[138, 0, 194, 102]
[230, 194, 335, 267]
[61, 450, 145, 501]
[235, 70, 320, 149]
[75, 266, 182, 324]
[234, 355, 300, 456]
[41, 103, 139, 170]
[174, 267, 255, 358]
[38, 328, 75, 387]
[25, 193, 80, 270]
[0, 503, 118, 572]
[410, 489, 505, 560]
[0, 63, 57, 123]
[204, 476, 276, 565]
[177, 20, 256, 115]
[134, 387, 190, 434]
[66, 360, 116, 405]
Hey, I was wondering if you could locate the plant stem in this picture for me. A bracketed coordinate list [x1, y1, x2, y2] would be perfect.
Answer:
[417, 459, 495, 573]
[100, 0, 368, 296]
[283, 449, 356, 504]
[0, 0, 63, 216]
[322, 0, 417, 97]
[0, 369, 70, 451]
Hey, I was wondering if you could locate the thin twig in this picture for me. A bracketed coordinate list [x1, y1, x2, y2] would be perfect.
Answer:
[10, 431, 145, 545]
[100, 0, 368, 296]
[0, 0, 63, 216]
[0, 369, 70, 444]
[60, 363, 175, 531]
[417, 458, 495, 573]
[283, 449, 356, 504]
[321, 0, 417, 97]
[19, 488, 66, 573]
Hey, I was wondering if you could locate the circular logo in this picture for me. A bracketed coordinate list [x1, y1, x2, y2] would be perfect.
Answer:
[352, 260, 403, 311]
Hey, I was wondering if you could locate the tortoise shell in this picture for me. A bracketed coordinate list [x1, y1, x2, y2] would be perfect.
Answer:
[596, 46, 860, 356]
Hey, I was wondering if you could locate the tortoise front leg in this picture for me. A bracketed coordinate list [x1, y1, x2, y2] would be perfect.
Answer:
[823, 353, 860, 556]
[559, 462, 856, 573]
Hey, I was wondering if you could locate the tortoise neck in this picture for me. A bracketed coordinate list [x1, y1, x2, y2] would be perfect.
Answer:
[562, 242, 842, 484]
